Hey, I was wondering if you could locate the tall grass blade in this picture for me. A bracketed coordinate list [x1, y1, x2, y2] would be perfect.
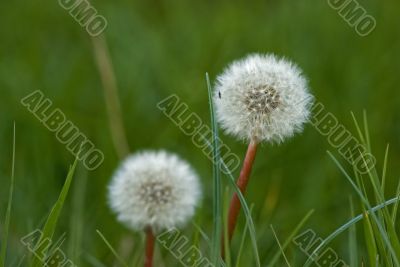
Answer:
[350, 112, 366, 145]
[0, 123, 16, 267]
[206, 73, 223, 266]
[68, 167, 87, 265]
[391, 180, 400, 224]
[223, 187, 232, 267]
[200, 88, 261, 267]
[381, 144, 389, 193]
[354, 169, 379, 267]
[219, 160, 261, 267]
[362, 110, 371, 152]
[348, 197, 358, 267]
[370, 216, 392, 266]
[362, 210, 378, 267]
[235, 205, 253, 267]
[31, 159, 78, 267]
[200, 136, 260, 266]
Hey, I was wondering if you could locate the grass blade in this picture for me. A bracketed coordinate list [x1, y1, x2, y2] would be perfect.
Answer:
[31, 159, 78, 267]
[200, 136, 260, 266]
[0, 123, 16, 267]
[223, 187, 232, 267]
[96, 230, 128, 267]
[381, 144, 389, 193]
[270, 225, 291, 267]
[68, 167, 87, 265]
[350, 112, 366, 145]
[206, 72, 223, 266]
[391, 180, 400, 224]
[269, 209, 314, 266]
[192, 222, 211, 248]
[369, 216, 392, 266]
[235, 205, 253, 267]
[219, 160, 261, 267]
[362, 110, 371, 152]
[362, 210, 378, 267]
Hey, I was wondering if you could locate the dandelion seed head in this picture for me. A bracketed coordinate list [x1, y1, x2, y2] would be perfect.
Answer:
[214, 53, 313, 143]
[108, 150, 201, 232]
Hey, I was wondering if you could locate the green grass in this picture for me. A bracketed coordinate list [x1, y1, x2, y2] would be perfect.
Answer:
[207, 72, 223, 267]
[0, 123, 16, 267]
[30, 159, 77, 267]
[303, 115, 400, 267]
[1, 0, 400, 266]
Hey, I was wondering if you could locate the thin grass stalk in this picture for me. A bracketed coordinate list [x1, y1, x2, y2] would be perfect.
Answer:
[0, 123, 16, 267]
[96, 230, 129, 267]
[91, 35, 130, 159]
[206, 73, 223, 266]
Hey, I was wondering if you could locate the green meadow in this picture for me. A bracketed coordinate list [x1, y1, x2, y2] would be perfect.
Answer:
[0, 0, 399, 266]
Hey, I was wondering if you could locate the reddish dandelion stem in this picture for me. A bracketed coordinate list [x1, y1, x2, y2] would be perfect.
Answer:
[222, 140, 258, 255]
[144, 227, 155, 267]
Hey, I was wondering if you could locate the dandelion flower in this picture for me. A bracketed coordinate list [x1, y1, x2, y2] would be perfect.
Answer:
[108, 150, 201, 232]
[214, 53, 313, 143]
[214, 54, 314, 252]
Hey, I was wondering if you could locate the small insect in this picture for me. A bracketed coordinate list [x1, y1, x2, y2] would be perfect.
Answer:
[218, 91, 221, 99]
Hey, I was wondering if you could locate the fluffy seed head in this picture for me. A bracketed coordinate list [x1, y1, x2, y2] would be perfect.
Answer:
[214, 53, 313, 143]
[108, 150, 201, 232]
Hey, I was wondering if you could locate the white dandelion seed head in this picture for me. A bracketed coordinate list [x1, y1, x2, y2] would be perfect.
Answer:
[108, 150, 202, 232]
[214, 53, 313, 143]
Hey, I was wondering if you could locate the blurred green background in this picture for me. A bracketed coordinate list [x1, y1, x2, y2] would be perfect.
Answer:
[1, 0, 399, 265]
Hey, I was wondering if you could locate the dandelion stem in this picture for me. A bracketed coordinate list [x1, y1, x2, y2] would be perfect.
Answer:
[223, 140, 258, 251]
[144, 227, 155, 267]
